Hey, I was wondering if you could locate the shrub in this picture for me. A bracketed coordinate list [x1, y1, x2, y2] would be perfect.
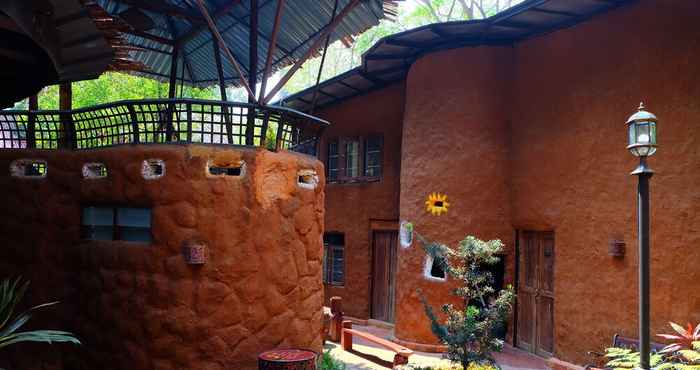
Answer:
[418, 235, 515, 370]
[319, 350, 346, 370]
[604, 322, 700, 370]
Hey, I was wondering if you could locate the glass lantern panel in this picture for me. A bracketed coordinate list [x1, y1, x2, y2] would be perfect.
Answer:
[636, 122, 651, 144]
[628, 123, 637, 147]
[649, 122, 657, 145]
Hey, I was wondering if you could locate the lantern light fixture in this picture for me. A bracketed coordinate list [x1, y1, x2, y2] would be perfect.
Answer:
[626, 102, 658, 158]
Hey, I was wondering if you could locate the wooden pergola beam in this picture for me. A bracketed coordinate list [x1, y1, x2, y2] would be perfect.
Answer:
[114, 0, 203, 23]
[195, 0, 257, 103]
[259, 0, 285, 102]
[263, 0, 362, 104]
[178, 0, 243, 45]
[125, 30, 175, 45]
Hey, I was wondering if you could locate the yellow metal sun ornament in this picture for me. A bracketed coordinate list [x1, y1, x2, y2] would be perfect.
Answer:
[425, 192, 450, 216]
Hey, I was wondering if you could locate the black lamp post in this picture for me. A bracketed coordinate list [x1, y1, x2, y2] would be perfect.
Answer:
[626, 102, 657, 370]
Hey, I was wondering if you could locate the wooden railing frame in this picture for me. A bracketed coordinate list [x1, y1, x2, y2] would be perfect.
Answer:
[0, 98, 328, 157]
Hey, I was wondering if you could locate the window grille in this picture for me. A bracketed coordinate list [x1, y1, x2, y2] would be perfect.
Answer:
[326, 135, 383, 183]
[323, 233, 345, 286]
[82, 206, 152, 244]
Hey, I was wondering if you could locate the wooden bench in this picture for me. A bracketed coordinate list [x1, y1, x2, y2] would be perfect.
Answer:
[585, 334, 666, 369]
[341, 320, 413, 367]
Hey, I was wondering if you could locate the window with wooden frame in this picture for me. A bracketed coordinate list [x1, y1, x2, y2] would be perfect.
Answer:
[323, 233, 345, 286]
[82, 206, 152, 244]
[326, 135, 383, 183]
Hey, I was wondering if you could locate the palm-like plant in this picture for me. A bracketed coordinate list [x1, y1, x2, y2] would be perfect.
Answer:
[0, 277, 81, 350]
[658, 322, 700, 354]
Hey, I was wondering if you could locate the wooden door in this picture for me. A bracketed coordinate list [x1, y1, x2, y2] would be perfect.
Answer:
[371, 231, 398, 323]
[517, 231, 555, 357]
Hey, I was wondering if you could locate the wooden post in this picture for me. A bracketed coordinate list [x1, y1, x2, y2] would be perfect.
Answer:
[213, 40, 234, 144]
[330, 296, 344, 343]
[168, 46, 179, 99]
[59, 83, 73, 149]
[310, 0, 338, 114]
[195, 0, 257, 102]
[27, 94, 37, 148]
[259, 0, 285, 102]
[166, 46, 179, 141]
[341, 320, 353, 351]
[246, 0, 258, 145]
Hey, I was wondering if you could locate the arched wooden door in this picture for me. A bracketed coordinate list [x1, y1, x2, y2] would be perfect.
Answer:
[517, 231, 555, 357]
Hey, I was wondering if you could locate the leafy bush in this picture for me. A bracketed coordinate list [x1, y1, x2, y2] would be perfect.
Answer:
[402, 362, 498, 370]
[418, 235, 515, 369]
[0, 277, 80, 350]
[319, 350, 346, 370]
[604, 322, 700, 370]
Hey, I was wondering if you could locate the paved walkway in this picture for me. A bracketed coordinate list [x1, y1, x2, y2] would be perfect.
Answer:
[326, 324, 548, 370]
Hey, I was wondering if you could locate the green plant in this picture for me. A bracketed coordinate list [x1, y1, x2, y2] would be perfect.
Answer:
[603, 322, 700, 370]
[402, 362, 497, 370]
[405, 222, 414, 233]
[0, 277, 81, 351]
[604, 347, 665, 370]
[418, 235, 515, 369]
[319, 350, 346, 370]
[658, 323, 700, 354]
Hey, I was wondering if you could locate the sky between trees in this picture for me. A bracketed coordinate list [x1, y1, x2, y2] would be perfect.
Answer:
[13, 0, 522, 110]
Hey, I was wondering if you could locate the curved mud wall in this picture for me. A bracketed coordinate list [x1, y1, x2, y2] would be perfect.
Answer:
[509, 0, 700, 363]
[316, 82, 405, 319]
[0, 145, 324, 370]
[395, 46, 515, 348]
[394, 0, 700, 362]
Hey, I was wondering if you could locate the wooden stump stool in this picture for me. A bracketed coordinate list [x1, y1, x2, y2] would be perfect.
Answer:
[258, 349, 317, 370]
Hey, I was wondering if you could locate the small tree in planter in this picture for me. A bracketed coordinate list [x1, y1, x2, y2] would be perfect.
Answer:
[418, 235, 515, 369]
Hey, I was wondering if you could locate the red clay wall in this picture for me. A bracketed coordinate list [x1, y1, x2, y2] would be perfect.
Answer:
[395, 46, 516, 347]
[509, 0, 700, 363]
[316, 82, 405, 319]
[0, 145, 325, 370]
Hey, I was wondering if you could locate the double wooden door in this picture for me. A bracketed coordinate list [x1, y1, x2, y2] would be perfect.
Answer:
[518, 231, 555, 357]
[371, 231, 398, 323]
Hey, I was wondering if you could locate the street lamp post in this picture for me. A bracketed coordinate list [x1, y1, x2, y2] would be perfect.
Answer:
[626, 102, 658, 370]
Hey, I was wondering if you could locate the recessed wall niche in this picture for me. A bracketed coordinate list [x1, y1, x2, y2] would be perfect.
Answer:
[10, 159, 47, 178]
[423, 255, 447, 282]
[207, 159, 246, 177]
[297, 169, 319, 189]
[141, 159, 165, 180]
[82, 163, 108, 179]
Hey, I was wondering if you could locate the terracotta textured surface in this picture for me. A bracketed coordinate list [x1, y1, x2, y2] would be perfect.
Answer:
[315, 83, 405, 319]
[509, 0, 700, 363]
[396, 46, 516, 347]
[0, 145, 325, 370]
[391, 0, 700, 362]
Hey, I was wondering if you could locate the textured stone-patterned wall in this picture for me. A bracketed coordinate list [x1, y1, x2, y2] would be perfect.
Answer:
[395, 46, 516, 348]
[0, 145, 324, 370]
[315, 82, 405, 319]
[510, 0, 700, 364]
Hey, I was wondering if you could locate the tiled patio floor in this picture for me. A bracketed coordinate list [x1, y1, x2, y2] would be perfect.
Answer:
[325, 324, 548, 370]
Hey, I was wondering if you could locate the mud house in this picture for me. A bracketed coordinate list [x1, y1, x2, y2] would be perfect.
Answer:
[0, 0, 398, 369]
[282, 0, 700, 365]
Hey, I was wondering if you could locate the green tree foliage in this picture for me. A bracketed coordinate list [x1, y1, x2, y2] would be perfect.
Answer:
[6, 0, 525, 109]
[36, 72, 219, 110]
[418, 235, 515, 369]
[277, 0, 523, 98]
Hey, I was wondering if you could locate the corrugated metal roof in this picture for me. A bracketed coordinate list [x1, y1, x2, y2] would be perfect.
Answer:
[96, 0, 394, 87]
[280, 0, 636, 112]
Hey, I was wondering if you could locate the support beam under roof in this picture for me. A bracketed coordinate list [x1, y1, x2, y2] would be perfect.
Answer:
[263, 0, 364, 104]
